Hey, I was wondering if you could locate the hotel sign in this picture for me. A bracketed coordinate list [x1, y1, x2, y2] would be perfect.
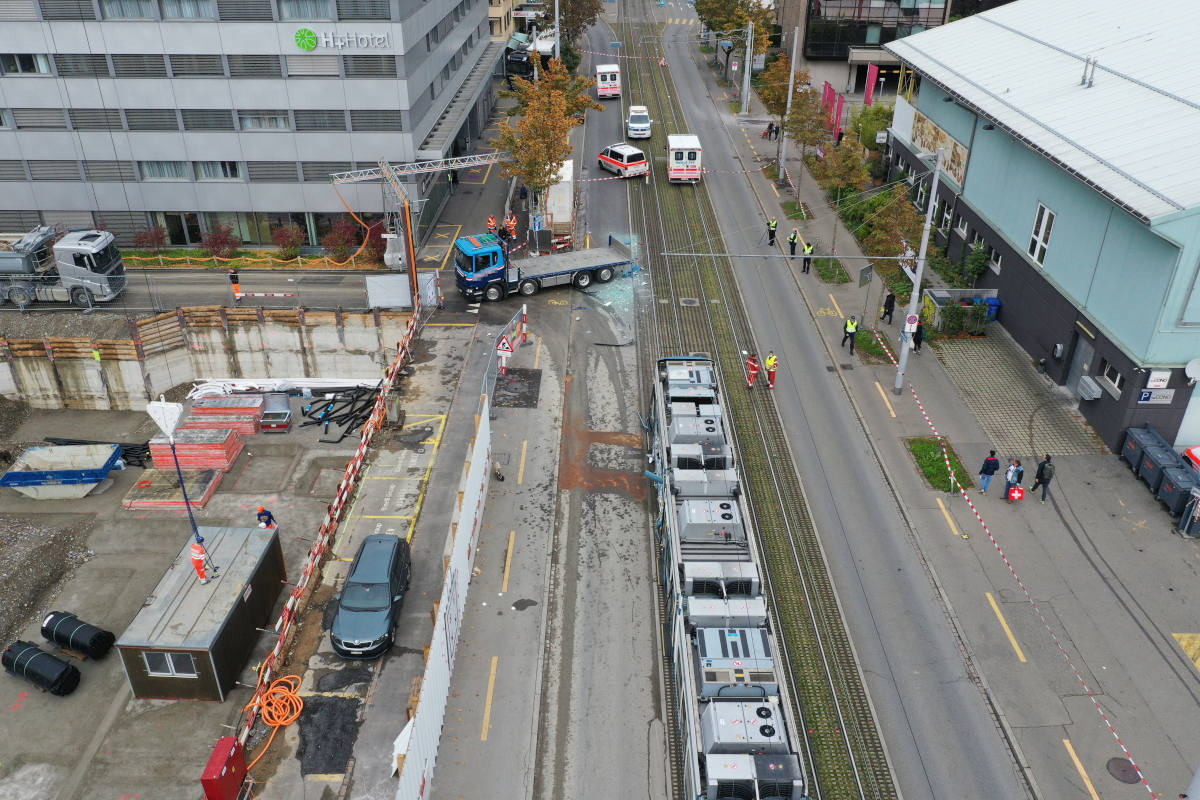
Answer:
[294, 27, 392, 50]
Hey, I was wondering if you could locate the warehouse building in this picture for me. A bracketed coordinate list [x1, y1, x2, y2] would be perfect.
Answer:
[884, 0, 1200, 450]
[0, 0, 504, 247]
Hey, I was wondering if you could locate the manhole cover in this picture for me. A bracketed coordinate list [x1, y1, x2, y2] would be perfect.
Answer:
[825, 365, 837, 372]
[840, 363, 854, 370]
[1106, 757, 1140, 784]
[679, 298, 700, 307]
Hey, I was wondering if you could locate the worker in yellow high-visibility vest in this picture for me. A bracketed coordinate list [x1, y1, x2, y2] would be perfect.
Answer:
[842, 315, 859, 354]
[764, 351, 778, 389]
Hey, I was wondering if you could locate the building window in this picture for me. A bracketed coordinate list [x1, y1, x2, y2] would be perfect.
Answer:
[970, 231, 983, 249]
[100, 0, 156, 17]
[1098, 358, 1125, 397]
[238, 110, 289, 130]
[915, 181, 927, 209]
[1028, 203, 1054, 265]
[0, 109, 13, 128]
[954, 214, 967, 236]
[278, 0, 332, 18]
[139, 160, 191, 180]
[989, 248, 1002, 273]
[143, 651, 198, 677]
[161, 0, 216, 16]
[196, 160, 242, 180]
[1, 53, 52, 75]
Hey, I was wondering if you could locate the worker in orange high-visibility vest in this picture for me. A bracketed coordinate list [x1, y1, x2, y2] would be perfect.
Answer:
[487, 215, 498, 236]
[506, 212, 517, 239]
[746, 354, 760, 389]
[191, 541, 209, 584]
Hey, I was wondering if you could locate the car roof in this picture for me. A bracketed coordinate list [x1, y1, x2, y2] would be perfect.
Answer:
[629, 105, 648, 114]
[348, 534, 404, 583]
[606, 143, 644, 156]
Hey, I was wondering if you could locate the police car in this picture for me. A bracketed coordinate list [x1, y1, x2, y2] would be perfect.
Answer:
[597, 143, 649, 178]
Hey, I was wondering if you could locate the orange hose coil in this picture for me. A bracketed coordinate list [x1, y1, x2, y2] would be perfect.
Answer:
[243, 674, 304, 772]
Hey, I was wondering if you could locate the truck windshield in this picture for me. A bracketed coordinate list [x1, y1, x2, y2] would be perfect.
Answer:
[630, 113, 649, 125]
[454, 247, 474, 274]
[90, 244, 121, 272]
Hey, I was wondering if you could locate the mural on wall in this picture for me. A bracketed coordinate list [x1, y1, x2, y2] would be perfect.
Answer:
[911, 110, 969, 186]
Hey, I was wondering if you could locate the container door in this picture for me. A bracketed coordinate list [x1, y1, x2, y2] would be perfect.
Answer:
[1065, 334, 1094, 398]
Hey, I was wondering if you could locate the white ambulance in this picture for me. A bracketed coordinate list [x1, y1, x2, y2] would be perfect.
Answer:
[596, 64, 621, 98]
[667, 134, 702, 183]
[598, 143, 649, 178]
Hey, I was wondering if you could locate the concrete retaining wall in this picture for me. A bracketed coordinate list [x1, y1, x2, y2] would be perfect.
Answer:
[0, 308, 411, 410]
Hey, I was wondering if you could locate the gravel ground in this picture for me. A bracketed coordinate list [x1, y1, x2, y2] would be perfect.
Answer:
[0, 514, 94, 647]
[0, 310, 137, 341]
[0, 395, 32, 471]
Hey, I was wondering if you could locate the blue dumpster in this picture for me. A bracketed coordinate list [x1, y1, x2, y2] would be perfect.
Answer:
[984, 297, 1002, 321]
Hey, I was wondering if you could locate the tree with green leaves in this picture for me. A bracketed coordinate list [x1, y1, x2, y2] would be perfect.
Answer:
[502, 55, 602, 124]
[861, 185, 925, 258]
[558, 0, 604, 43]
[783, 81, 827, 162]
[757, 54, 792, 118]
[492, 89, 575, 202]
[850, 102, 894, 153]
[811, 132, 870, 198]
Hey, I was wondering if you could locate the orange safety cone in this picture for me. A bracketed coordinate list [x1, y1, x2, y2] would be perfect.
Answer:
[191, 541, 209, 584]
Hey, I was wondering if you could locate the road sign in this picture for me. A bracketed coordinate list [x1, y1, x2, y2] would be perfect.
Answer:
[1009, 486, 1025, 502]
[496, 335, 514, 356]
[858, 264, 873, 288]
[904, 314, 918, 333]
[532, 213, 543, 233]
[731, 60, 739, 72]
[875, 131, 888, 144]
[1138, 389, 1175, 405]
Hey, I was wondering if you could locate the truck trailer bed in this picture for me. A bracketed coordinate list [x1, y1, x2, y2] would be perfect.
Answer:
[514, 245, 629, 275]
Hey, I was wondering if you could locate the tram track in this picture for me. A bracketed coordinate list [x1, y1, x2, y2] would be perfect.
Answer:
[618, 9, 899, 799]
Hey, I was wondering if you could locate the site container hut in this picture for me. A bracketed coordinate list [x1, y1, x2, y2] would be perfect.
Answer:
[116, 526, 285, 702]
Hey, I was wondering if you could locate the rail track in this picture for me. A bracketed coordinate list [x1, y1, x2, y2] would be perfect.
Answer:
[617, 8, 899, 799]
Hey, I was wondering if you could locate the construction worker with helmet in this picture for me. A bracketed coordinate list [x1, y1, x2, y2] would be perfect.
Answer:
[487, 215, 498, 236]
[746, 354, 760, 389]
[505, 211, 517, 239]
[257, 506, 276, 528]
[764, 351, 778, 389]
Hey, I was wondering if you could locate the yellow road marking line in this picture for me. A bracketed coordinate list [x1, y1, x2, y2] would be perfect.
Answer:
[481, 656, 499, 740]
[518, 440, 527, 484]
[439, 224, 462, 269]
[533, 340, 542, 369]
[936, 496, 967, 539]
[873, 381, 896, 418]
[828, 293, 843, 318]
[770, 183, 779, 197]
[502, 530, 516, 593]
[401, 414, 446, 541]
[1173, 633, 1200, 672]
[306, 773, 345, 783]
[1062, 739, 1101, 800]
[986, 592, 1027, 662]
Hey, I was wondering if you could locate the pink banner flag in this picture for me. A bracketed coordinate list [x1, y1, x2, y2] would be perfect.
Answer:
[865, 64, 879, 106]
[823, 80, 834, 110]
[835, 94, 845, 139]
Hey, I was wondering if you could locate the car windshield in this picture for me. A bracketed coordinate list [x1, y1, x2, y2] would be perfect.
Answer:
[630, 114, 649, 125]
[341, 582, 390, 611]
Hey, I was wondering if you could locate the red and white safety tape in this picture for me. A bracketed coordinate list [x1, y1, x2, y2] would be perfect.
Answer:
[868, 328, 1159, 798]
[234, 292, 297, 298]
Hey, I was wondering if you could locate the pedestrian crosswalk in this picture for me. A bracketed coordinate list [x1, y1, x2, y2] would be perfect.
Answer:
[665, 18, 698, 25]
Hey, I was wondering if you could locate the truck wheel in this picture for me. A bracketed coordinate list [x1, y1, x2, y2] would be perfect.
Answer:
[518, 279, 539, 296]
[484, 283, 504, 302]
[573, 271, 593, 289]
[595, 267, 615, 283]
[8, 286, 33, 308]
[70, 287, 94, 308]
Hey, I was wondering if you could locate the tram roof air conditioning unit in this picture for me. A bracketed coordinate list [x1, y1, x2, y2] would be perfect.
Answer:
[683, 562, 761, 597]
[696, 627, 773, 667]
[669, 416, 725, 445]
[677, 499, 745, 543]
[704, 754, 805, 800]
[672, 468, 740, 498]
[700, 700, 790, 754]
[665, 364, 717, 386]
[687, 597, 768, 629]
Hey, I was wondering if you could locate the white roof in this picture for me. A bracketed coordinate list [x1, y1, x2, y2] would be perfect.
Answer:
[607, 143, 645, 156]
[596, 63, 619, 71]
[668, 134, 701, 149]
[885, 0, 1200, 221]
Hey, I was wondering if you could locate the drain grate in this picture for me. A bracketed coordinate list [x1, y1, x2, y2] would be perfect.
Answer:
[679, 298, 700, 307]
[825, 365, 837, 372]
[1106, 757, 1140, 784]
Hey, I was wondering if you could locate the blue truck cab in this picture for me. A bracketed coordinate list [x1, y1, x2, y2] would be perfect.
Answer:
[453, 232, 633, 302]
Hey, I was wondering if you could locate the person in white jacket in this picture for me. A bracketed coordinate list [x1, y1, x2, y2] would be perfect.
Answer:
[1004, 459, 1024, 504]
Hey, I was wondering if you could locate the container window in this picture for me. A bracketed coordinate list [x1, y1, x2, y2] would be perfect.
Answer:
[144, 651, 198, 677]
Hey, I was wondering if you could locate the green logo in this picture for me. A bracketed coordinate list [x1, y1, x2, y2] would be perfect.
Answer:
[294, 28, 317, 51]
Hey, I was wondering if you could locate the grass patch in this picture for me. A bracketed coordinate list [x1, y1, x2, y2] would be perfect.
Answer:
[763, 164, 779, 181]
[700, 45, 715, 53]
[907, 436, 974, 492]
[783, 200, 806, 220]
[814, 256, 849, 283]
[853, 327, 892, 364]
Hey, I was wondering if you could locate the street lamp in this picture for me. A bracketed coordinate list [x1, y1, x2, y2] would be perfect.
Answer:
[877, 75, 885, 99]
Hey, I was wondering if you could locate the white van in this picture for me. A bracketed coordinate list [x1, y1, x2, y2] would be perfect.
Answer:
[626, 105, 652, 138]
[598, 143, 649, 178]
[596, 64, 621, 98]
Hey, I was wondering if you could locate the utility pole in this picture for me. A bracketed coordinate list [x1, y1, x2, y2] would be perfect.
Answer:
[553, 0, 560, 60]
[739, 21, 753, 116]
[894, 147, 943, 393]
[777, 26, 800, 181]
[532, 25, 539, 82]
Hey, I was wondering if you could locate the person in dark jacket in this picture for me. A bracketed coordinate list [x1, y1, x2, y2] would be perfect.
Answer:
[913, 321, 925, 352]
[978, 450, 1000, 494]
[1029, 454, 1055, 503]
[881, 291, 896, 325]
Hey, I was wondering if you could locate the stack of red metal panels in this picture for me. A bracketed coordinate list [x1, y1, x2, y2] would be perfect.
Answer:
[192, 396, 264, 420]
[179, 414, 259, 436]
[149, 428, 244, 472]
[122, 468, 224, 510]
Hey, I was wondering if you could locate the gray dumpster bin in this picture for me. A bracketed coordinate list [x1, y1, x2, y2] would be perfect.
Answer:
[1139, 445, 1182, 494]
[1158, 467, 1199, 516]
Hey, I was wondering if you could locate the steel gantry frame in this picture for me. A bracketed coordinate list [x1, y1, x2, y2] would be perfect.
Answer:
[329, 152, 507, 298]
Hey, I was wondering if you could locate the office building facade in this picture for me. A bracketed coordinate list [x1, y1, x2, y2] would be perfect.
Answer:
[0, 0, 503, 247]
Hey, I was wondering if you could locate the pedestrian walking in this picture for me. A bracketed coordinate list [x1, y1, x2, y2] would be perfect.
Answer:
[881, 291, 896, 325]
[913, 320, 925, 352]
[1004, 459, 1024, 503]
[227, 268, 241, 306]
[802, 241, 813, 273]
[765, 351, 778, 389]
[1029, 454, 1055, 503]
[256, 505, 277, 528]
[487, 215, 498, 236]
[746, 354, 760, 389]
[978, 450, 1000, 494]
[767, 217, 778, 246]
[788, 229, 799, 257]
[841, 315, 859, 354]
